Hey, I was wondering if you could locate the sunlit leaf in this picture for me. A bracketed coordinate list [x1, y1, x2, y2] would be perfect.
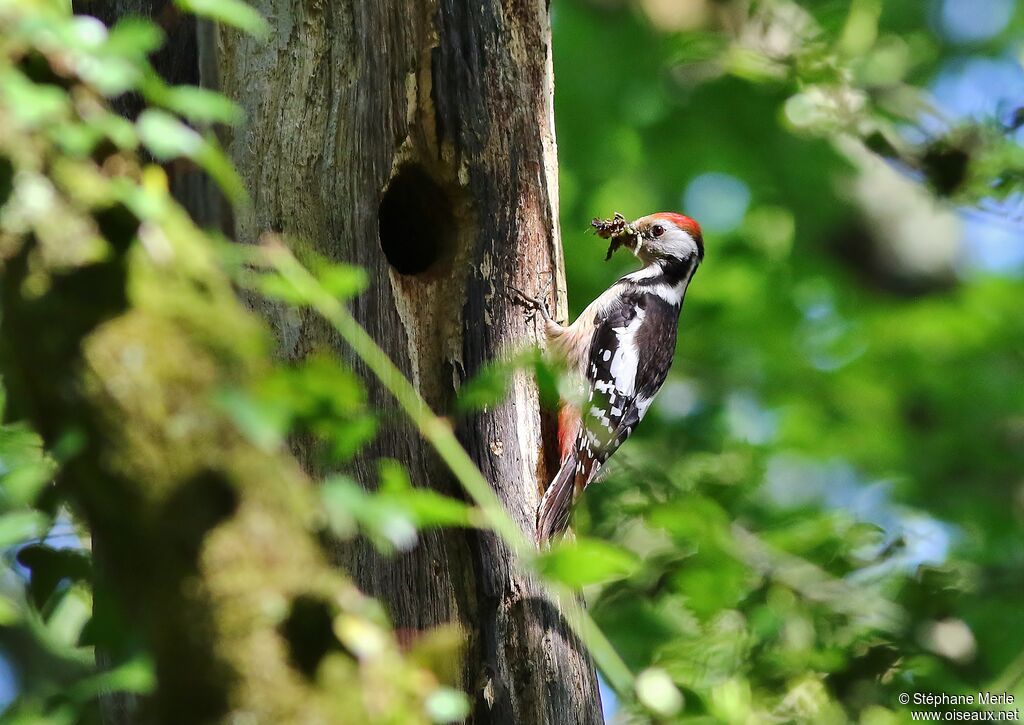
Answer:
[68, 655, 155, 700]
[321, 475, 418, 552]
[321, 415, 378, 462]
[89, 110, 138, 150]
[407, 624, 465, 685]
[0, 596, 19, 626]
[194, 135, 247, 203]
[321, 475, 361, 539]
[154, 85, 244, 125]
[378, 459, 413, 493]
[105, 18, 165, 57]
[425, 687, 471, 723]
[79, 56, 140, 97]
[334, 614, 389, 658]
[50, 121, 102, 157]
[2, 72, 70, 127]
[0, 422, 56, 505]
[395, 489, 474, 529]
[378, 460, 474, 528]
[457, 361, 513, 412]
[256, 271, 308, 305]
[0, 511, 48, 548]
[536, 537, 639, 587]
[636, 667, 684, 717]
[137, 109, 203, 159]
[311, 258, 369, 300]
[45, 583, 92, 649]
[176, 0, 269, 36]
[215, 387, 290, 450]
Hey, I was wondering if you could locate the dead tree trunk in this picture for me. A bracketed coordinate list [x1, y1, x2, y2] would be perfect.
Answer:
[83, 0, 603, 721]
[214, 2, 602, 722]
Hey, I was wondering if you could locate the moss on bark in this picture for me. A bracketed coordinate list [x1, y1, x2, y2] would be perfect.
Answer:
[0, 184, 443, 723]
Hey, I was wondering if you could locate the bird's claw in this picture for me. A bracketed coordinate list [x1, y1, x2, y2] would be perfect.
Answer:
[508, 281, 553, 323]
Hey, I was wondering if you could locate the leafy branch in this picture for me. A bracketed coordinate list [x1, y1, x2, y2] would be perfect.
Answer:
[249, 238, 641, 699]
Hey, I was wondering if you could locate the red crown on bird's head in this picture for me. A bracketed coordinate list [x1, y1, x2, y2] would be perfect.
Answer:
[652, 212, 702, 242]
[652, 212, 703, 260]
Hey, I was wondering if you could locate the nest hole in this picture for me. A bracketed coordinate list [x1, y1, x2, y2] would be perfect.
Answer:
[280, 595, 345, 678]
[378, 165, 456, 276]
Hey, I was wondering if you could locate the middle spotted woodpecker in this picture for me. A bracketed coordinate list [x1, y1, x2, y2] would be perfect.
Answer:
[513, 212, 704, 543]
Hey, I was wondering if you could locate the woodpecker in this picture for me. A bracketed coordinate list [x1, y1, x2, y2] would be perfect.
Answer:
[513, 212, 704, 543]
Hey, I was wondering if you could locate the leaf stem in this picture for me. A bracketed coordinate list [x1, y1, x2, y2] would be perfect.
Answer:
[261, 242, 635, 696]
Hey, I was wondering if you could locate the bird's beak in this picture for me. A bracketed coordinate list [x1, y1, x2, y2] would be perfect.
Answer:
[613, 225, 644, 258]
[623, 231, 642, 256]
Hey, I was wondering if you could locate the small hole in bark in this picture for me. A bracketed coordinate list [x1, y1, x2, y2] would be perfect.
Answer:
[161, 470, 239, 565]
[378, 165, 455, 276]
[0, 155, 13, 207]
[281, 595, 344, 678]
[94, 202, 142, 255]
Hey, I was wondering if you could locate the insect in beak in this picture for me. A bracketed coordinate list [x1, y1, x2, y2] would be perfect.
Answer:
[592, 212, 641, 261]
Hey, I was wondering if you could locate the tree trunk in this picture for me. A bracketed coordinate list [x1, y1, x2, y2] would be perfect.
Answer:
[213, 2, 603, 722]
[80, 0, 602, 720]
[1, 153, 446, 722]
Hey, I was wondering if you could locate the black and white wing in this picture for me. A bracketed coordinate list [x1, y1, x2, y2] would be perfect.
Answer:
[573, 291, 680, 485]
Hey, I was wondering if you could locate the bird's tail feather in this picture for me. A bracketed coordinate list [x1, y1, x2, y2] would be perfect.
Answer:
[537, 453, 579, 544]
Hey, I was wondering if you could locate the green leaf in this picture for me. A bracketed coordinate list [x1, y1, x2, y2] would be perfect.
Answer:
[0, 595, 20, 626]
[256, 271, 309, 305]
[69, 655, 155, 700]
[425, 687, 471, 723]
[0, 422, 57, 505]
[176, 0, 269, 36]
[535, 537, 639, 587]
[636, 667, 684, 717]
[456, 361, 513, 412]
[532, 354, 564, 410]
[215, 387, 290, 450]
[90, 111, 138, 150]
[377, 459, 413, 494]
[45, 583, 92, 649]
[322, 464, 472, 551]
[80, 56, 140, 97]
[105, 18, 165, 57]
[321, 415, 377, 462]
[65, 15, 109, 50]
[136, 109, 203, 160]
[393, 489, 474, 529]
[311, 258, 369, 300]
[286, 354, 367, 415]
[377, 460, 474, 528]
[50, 121, 103, 157]
[321, 476, 417, 552]
[0, 511, 48, 548]
[194, 132, 247, 202]
[320, 475, 362, 539]
[155, 85, 244, 125]
[2, 72, 71, 127]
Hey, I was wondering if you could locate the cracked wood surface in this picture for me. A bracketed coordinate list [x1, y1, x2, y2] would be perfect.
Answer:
[86, 0, 602, 721]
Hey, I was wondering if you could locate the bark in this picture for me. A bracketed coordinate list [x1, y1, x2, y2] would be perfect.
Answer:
[213, 2, 602, 722]
[79, 0, 603, 721]
[0, 206, 438, 723]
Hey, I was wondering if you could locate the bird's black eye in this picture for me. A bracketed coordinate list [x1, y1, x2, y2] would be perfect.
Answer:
[651, 224, 665, 238]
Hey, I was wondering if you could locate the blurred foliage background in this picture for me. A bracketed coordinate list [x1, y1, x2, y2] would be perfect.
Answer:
[552, 0, 1024, 721]
[0, 0, 1022, 722]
